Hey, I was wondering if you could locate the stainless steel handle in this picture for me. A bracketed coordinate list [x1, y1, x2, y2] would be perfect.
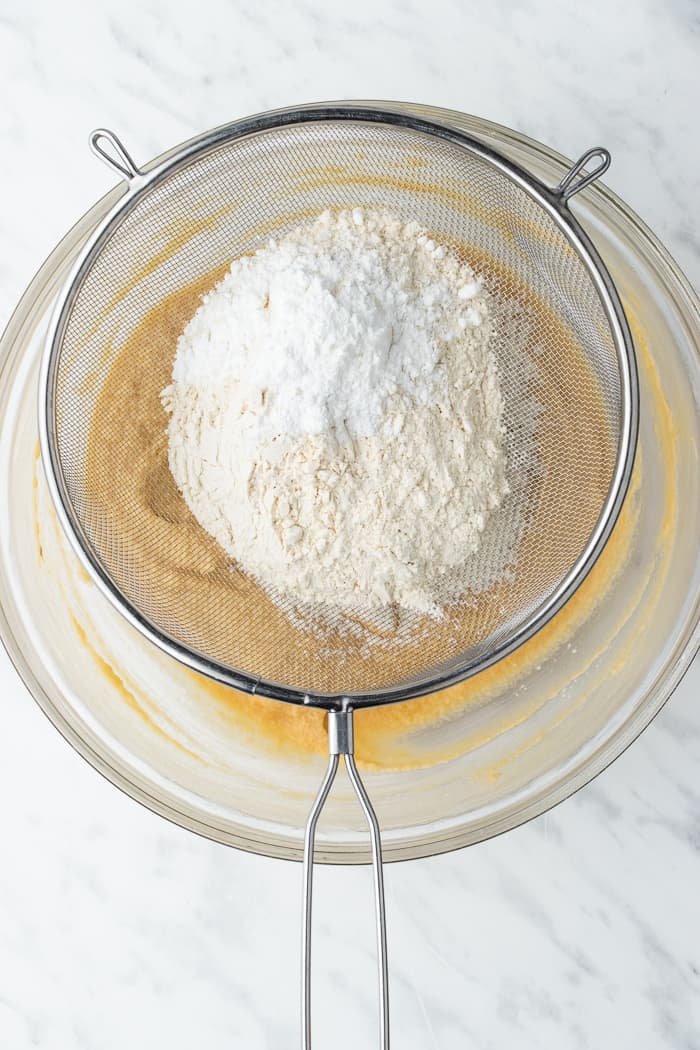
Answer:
[301, 707, 390, 1049]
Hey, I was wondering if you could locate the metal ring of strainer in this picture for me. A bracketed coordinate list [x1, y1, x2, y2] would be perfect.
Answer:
[39, 107, 639, 1050]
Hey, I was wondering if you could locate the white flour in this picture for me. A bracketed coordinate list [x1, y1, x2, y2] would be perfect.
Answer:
[162, 209, 509, 621]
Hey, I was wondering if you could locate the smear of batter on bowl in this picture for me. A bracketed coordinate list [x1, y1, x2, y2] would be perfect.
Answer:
[35, 306, 672, 773]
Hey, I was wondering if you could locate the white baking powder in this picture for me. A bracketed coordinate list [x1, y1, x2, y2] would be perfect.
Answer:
[162, 209, 508, 620]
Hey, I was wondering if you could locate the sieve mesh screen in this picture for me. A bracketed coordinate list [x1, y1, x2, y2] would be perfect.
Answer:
[44, 115, 633, 703]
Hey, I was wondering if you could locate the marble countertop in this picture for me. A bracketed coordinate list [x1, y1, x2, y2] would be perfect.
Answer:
[1, 1, 699, 1047]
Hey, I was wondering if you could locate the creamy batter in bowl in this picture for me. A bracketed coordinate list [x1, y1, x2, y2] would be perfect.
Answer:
[1, 103, 699, 863]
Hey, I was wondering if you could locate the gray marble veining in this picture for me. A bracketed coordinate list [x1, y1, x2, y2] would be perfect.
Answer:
[0, 1, 698, 1047]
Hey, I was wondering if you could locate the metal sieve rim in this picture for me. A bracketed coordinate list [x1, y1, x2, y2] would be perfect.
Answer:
[38, 104, 639, 710]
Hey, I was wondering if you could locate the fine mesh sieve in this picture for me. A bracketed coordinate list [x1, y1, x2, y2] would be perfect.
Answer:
[39, 106, 638, 1050]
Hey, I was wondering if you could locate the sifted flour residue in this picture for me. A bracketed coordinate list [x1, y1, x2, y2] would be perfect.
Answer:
[162, 208, 509, 622]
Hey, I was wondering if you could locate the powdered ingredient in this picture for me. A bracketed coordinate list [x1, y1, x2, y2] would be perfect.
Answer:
[162, 209, 508, 620]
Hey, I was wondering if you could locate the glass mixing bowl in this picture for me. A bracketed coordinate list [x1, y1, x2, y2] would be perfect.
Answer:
[1, 103, 699, 864]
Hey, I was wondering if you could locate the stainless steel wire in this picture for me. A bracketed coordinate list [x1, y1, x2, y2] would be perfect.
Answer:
[302, 710, 389, 1050]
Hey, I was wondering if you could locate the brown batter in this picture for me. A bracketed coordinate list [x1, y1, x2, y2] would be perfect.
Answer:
[84, 243, 615, 703]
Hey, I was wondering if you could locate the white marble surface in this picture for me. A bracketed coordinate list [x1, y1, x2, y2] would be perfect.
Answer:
[1, 1, 699, 1047]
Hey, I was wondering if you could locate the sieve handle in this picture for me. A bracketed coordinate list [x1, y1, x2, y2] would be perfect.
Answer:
[89, 128, 143, 184]
[302, 707, 390, 1050]
[555, 146, 611, 203]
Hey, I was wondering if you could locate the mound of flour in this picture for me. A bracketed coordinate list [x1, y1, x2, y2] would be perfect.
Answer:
[162, 208, 508, 619]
